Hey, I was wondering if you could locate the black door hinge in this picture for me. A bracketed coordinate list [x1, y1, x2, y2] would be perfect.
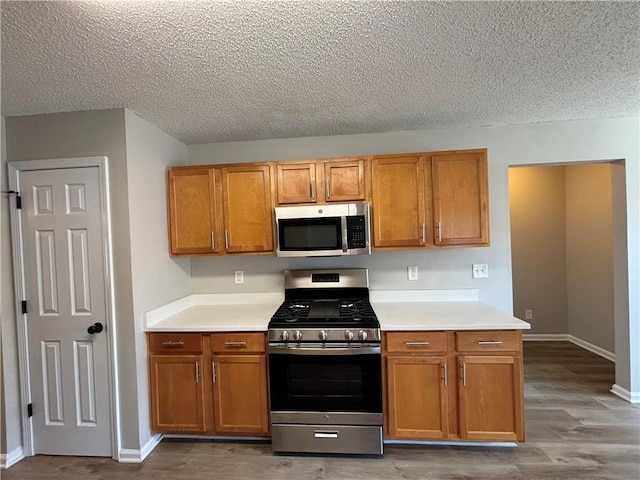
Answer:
[16, 195, 22, 209]
[21, 300, 27, 314]
[27, 403, 33, 417]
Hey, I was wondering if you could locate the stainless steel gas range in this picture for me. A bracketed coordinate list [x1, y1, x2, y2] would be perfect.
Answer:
[268, 269, 383, 456]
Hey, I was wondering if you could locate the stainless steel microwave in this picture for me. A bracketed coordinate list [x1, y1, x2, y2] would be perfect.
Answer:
[274, 203, 371, 257]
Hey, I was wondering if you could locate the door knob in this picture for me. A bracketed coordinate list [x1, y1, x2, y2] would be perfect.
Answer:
[87, 322, 104, 334]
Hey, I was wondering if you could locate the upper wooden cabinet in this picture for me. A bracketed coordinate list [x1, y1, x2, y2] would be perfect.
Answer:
[167, 167, 218, 255]
[274, 157, 367, 205]
[371, 155, 428, 248]
[220, 164, 273, 253]
[432, 151, 489, 246]
[371, 149, 488, 250]
[167, 164, 273, 256]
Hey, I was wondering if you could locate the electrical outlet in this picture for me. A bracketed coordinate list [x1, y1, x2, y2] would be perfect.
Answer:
[407, 266, 418, 281]
[472, 264, 489, 279]
[525, 309, 533, 320]
[234, 270, 244, 284]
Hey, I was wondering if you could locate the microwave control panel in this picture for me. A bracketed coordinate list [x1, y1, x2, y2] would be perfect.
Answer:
[347, 216, 367, 249]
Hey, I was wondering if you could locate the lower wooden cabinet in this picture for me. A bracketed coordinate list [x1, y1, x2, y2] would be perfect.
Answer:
[386, 356, 449, 439]
[149, 354, 206, 433]
[148, 332, 269, 436]
[212, 354, 269, 434]
[384, 330, 524, 442]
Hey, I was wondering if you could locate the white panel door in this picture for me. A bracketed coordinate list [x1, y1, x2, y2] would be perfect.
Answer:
[20, 166, 112, 456]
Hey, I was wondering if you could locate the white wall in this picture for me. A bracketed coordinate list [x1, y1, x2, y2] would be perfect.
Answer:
[509, 166, 568, 334]
[566, 164, 615, 352]
[188, 116, 640, 397]
[123, 110, 190, 450]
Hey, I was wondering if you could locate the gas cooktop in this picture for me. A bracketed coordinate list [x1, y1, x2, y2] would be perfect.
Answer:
[268, 269, 380, 343]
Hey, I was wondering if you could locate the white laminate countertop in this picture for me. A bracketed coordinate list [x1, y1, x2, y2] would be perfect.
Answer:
[372, 300, 531, 331]
[145, 293, 283, 332]
[145, 290, 530, 333]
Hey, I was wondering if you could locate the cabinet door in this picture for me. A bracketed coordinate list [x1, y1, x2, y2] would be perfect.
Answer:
[211, 354, 269, 434]
[371, 156, 426, 248]
[221, 164, 274, 253]
[276, 162, 316, 204]
[167, 167, 218, 255]
[149, 355, 205, 433]
[457, 355, 524, 441]
[386, 356, 449, 439]
[324, 158, 366, 202]
[432, 152, 489, 246]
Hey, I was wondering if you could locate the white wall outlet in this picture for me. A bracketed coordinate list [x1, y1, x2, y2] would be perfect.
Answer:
[407, 265, 418, 281]
[472, 264, 489, 279]
[234, 270, 244, 284]
[525, 309, 533, 320]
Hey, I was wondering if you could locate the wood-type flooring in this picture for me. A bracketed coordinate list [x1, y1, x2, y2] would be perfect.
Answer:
[3, 342, 639, 479]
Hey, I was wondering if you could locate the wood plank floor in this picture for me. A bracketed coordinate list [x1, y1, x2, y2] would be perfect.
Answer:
[3, 342, 639, 479]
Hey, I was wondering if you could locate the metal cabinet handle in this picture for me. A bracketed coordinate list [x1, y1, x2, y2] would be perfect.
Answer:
[224, 229, 229, 250]
[477, 341, 504, 345]
[437, 222, 442, 242]
[326, 181, 330, 200]
[195, 361, 200, 383]
[161, 341, 184, 347]
[422, 223, 426, 244]
[442, 362, 448, 386]
[310, 180, 316, 201]
[212, 361, 216, 383]
[405, 341, 430, 346]
[461, 362, 466, 386]
[224, 341, 247, 347]
[211, 232, 215, 250]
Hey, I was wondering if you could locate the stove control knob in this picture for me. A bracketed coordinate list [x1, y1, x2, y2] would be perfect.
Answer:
[293, 330, 303, 341]
[345, 329, 354, 341]
[358, 330, 368, 341]
[280, 330, 289, 341]
[319, 330, 328, 342]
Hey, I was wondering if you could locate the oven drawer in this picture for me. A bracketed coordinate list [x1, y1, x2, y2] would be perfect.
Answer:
[385, 331, 448, 353]
[148, 333, 203, 354]
[271, 424, 383, 455]
[456, 330, 520, 352]
[211, 333, 266, 353]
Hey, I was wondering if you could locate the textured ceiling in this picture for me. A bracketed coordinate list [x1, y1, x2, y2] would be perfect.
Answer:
[1, 1, 639, 145]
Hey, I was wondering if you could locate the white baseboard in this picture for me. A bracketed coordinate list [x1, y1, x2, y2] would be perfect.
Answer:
[523, 333, 615, 362]
[118, 433, 162, 463]
[0, 445, 25, 469]
[610, 384, 640, 404]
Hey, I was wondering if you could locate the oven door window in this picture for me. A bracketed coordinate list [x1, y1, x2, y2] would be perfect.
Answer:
[278, 217, 342, 251]
[269, 352, 382, 413]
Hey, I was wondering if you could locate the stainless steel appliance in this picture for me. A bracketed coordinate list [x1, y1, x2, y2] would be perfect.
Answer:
[274, 203, 371, 257]
[268, 269, 382, 456]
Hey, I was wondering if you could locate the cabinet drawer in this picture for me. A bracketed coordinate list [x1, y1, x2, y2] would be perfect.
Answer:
[211, 332, 266, 353]
[386, 332, 448, 353]
[148, 333, 203, 354]
[456, 331, 520, 352]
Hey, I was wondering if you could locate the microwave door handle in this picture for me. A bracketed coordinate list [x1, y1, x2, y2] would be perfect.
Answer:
[341, 217, 348, 252]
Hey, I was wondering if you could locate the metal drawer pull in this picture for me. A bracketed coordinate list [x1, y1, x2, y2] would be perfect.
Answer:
[310, 180, 316, 201]
[161, 341, 184, 346]
[224, 341, 247, 347]
[477, 341, 504, 345]
[405, 341, 430, 346]
[461, 363, 467, 386]
[314, 431, 339, 439]
[212, 361, 216, 383]
[195, 361, 200, 383]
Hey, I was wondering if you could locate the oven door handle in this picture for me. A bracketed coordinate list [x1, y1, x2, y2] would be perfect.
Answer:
[269, 345, 381, 355]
